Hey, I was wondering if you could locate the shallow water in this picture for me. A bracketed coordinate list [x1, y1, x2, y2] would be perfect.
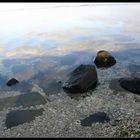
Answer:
[0, 4, 140, 128]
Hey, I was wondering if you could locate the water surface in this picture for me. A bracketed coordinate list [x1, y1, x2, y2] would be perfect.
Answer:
[0, 4, 140, 96]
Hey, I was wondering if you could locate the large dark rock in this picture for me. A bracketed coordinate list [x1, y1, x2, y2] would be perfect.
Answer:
[6, 78, 19, 87]
[119, 78, 140, 94]
[94, 50, 116, 68]
[62, 64, 98, 93]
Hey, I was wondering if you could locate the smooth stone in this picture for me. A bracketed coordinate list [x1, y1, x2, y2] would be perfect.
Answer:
[6, 78, 19, 87]
[0, 92, 46, 111]
[94, 50, 116, 68]
[119, 78, 140, 94]
[62, 64, 98, 93]
[81, 112, 110, 126]
[16, 92, 46, 107]
[5, 108, 44, 128]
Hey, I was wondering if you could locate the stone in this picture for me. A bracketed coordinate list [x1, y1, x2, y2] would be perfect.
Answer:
[0, 92, 46, 111]
[5, 108, 44, 128]
[119, 78, 140, 94]
[81, 112, 110, 126]
[6, 78, 19, 87]
[62, 64, 98, 93]
[16, 92, 46, 107]
[94, 50, 116, 68]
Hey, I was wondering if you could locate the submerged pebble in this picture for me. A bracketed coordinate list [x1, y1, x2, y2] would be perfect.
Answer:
[81, 112, 110, 127]
[6, 78, 19, 87]
[5, 108, 44, 129]
[119, 78, 140, 94]
[0, 92, 46, 111]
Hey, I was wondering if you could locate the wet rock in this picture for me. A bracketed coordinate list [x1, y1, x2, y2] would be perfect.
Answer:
[62, 64, 98, 93]
[81, 112, 110, 126]
[0, 92, 46, 111]
[119, 78, 140, 94]
[0, 96, 17, 111]
[16, 92, 46, 107]
[94, 50, 116, 68]
[5, 108, 44, 128]
[6, 78, 19, 87]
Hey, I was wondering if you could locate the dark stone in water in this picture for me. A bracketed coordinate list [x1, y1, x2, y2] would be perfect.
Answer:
[6, 78, 19, 87]
[0, 96, 17, 111]
[94, 50, 116, 68]
[0, 92, 46, 111]
[16, 92, 46, 107]
[62, 64, 98, 93]
[119, 78, 140, 94]
[81, 112, 110, 126]
[5, 108, 44, 128]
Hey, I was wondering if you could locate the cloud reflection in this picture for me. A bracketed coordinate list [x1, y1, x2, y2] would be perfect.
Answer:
[5, 45, 44, 58]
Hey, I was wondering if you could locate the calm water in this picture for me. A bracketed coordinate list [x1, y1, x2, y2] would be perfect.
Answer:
[0, 4, 140, 95]
[0, 3, 140, 129]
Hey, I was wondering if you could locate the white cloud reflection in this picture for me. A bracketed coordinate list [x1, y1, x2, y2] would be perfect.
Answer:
[5, 45, 44, 58]
[0, 3, 140, 60]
